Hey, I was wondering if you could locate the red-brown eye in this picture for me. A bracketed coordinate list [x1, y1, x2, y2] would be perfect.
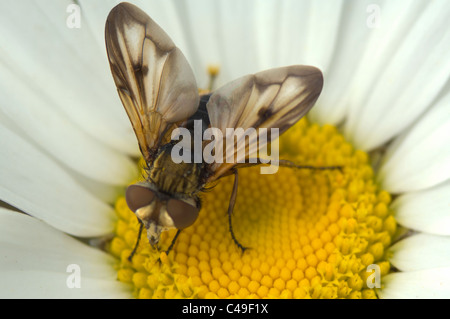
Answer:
[126, 184, 156, 212]
[166, 199, 199, 229]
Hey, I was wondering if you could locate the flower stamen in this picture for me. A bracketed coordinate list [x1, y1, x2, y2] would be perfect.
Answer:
[109, 118, 396, 299]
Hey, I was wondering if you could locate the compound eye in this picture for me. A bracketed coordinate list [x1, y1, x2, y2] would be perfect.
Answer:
[166, 199, 199, 229]
[125, 184, 156, 212]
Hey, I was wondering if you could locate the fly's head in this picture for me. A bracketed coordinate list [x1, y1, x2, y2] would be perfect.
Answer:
[125, 182, 200, 247]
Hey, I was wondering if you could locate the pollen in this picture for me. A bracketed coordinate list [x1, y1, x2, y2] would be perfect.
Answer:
[207, 64, 220, 77]
[109, 118, 396, 299]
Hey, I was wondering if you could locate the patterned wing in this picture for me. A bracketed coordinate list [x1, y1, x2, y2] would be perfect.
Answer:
[205, 65, 323, 181]
[105, 3, 199, 163]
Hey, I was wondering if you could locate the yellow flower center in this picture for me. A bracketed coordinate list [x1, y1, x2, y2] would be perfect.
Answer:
[109, 118, 396, 299]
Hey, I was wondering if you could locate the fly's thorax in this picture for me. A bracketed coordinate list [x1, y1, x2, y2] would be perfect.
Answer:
[148, 144, 204, 195]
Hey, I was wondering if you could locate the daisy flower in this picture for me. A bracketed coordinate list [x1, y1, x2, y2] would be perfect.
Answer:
[0, 0, 449, 299]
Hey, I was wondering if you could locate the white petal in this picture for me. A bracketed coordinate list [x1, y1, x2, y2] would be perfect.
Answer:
[343, 0, 450, 150]
[377, 91, 450, 193]
[0, 1, 139, 185]
[311, 0, 379, 125]
[292, 0, 342, 74]
[253, 0, 342, 73]
[143, 0, 228, 89]
[379, 267, 450, 299]
[0, 61, 138, 186]
[390, 180, 450, 235]
[70, 172, 125, 205]
[0, 124, 117, 237]
[79, 0, 183, 61]
[77, 0, 121, 50]
[173, 0, 268, 87]
[202, 0, 261, 83]
[0, 208, 130, 298]
[81, 0, 218, 89]
[389, 234, 450, 271]
[0, 1, 139, 158]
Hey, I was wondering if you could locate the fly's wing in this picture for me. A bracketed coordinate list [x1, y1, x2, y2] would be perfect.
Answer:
[105, 3, 199, 163]
[205, 65, 323, 182]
